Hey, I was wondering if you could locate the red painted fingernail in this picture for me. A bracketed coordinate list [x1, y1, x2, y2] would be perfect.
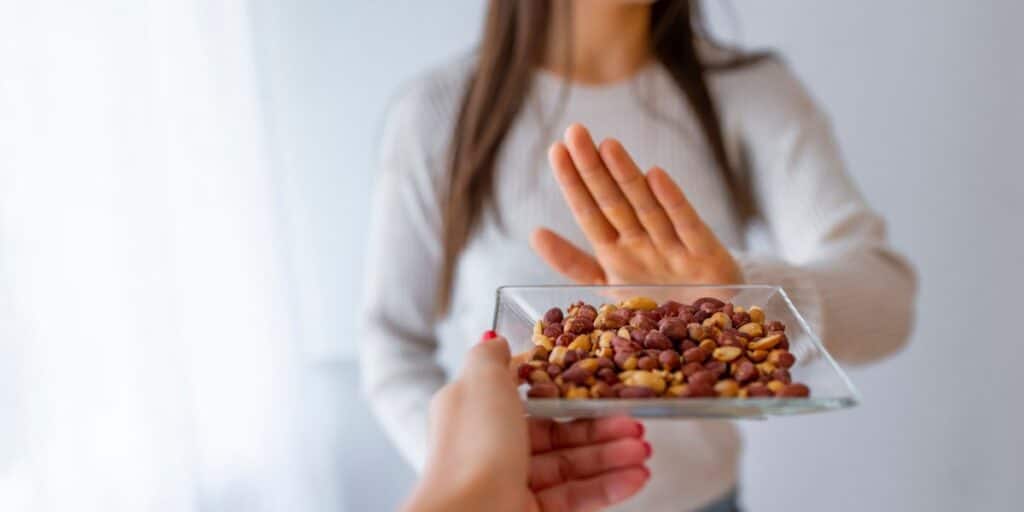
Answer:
[481, 330, 498, 341]
[642, 441, 652, 458]
[640, 466, 651, 478]
[636, 422, 645, 437]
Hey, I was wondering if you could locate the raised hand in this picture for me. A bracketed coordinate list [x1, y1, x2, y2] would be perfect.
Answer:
[531, 123, 742, 286]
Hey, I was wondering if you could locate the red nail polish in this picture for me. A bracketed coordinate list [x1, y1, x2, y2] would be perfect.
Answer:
[481, 330, 498, 341]
[636, 422, 645, 437]
[642, 441, 652, 458]
[641, 466, 651, 478]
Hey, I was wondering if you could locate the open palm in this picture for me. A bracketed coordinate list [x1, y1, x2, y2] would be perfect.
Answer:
[532, 124, 742, 286]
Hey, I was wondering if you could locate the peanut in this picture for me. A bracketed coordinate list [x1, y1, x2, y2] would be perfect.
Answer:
[738, 322, 763, 338]
[590, 381, 615, 398]
[767, 380, 785, 394]
[659, 317, 688, 341]
[516, 363, 534, 381]
[630, 313, 657, 331]
[683, 381, 716, 397]
[637, 356, 659, 371]
[620, 354, 638, 371]
[733, 360, 757, 383]
[567, 335, 592, 352]
[622, 370, 667, 394]
[665, 384, 688, 397]
[684, 347, 708, 364]
[693, 297, 725, 311]
[543, 307, 564, 325]
[687, 323, 706, 342]
[747, 349, 768, 362]
[687, 370, 717, 389]
[699, 338, 718, 353]
[533, 333, 553, 351]
[682, 362, 704, 377]
[643, 331, 673, 350]
[596, 368, 618, 385]
[771, 368, 792, 384]
[713, 346, 742, 362]
[618, 386, 656, 398]
[748, 334, 783, 351]
[527, 382, 560, 398]
[756, 361, 777, 377]
[659, 350, 682, 371]
[528, 369, 551, 384]
[714, 379, 740, 397]
[560, 365, 591, 385]
[563, 386, 589, 399]
[731, 311, 751, 327]
[768, 349, 795, 368]
[746, 382, 773, 397]
[620, 296, 658, 311]
[545, 364, 562, 379]
[531, 345, 550, 361]
[704, 360, 727, 378]
[778, 383, 810, 397]
[564, 317, 594, 335]
[704, 312, 733, 330]
[748, 306, 765, 324]
[548, 346, 569, 366]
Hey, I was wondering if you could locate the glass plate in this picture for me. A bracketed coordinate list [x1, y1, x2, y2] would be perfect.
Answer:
[492, 285, 859, 419]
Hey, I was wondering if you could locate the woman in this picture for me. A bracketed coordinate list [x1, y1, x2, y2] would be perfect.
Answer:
[361, 1, 916, 510]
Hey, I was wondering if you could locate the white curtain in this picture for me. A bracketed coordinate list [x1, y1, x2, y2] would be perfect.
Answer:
[0, 1, 315, 510]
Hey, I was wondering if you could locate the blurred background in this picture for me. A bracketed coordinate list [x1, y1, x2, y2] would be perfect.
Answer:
[1, 1, 1022, 511]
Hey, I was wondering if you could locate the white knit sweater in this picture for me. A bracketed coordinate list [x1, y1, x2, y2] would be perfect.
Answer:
[358, 54, 916, 511]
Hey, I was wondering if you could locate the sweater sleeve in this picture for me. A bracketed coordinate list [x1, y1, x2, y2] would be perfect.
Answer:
[730, 65, 917, 365]
[358, 86, 449, 471]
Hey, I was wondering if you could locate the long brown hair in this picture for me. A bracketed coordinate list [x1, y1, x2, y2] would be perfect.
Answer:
[437, 0, 766, 314]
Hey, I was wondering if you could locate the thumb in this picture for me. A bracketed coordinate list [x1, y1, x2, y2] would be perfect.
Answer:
[530, 228, 606, 285]
[462, 331, 512, 379]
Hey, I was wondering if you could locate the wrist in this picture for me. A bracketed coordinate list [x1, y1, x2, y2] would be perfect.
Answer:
[403, 467, 501, 512]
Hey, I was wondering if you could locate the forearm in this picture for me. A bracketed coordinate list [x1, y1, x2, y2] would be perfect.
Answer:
[402, 470, 507, 512]
[737, 244, 917, 364]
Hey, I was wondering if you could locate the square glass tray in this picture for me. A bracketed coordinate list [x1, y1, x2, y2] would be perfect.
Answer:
[492, 285, 859, 419]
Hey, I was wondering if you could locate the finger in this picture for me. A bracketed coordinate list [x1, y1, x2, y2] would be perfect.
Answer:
[647, 166, 719, 254]
[529, 438, 650, 491]
[598, 139, 683, 252]
[563, 124, 644, 238]
[534, 466, 650, 512]
[529, 416, 643, 453]
[462, 334, 511, 380]
[530, 228, 606, 285]
[549, 142, 618, 245]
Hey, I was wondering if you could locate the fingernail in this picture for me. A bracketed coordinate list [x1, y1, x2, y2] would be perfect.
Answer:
[641, 466, 651, 478]
[635, 422, 645, 437]
[481, 330, 498, 342]
[642, 441, 652, 458]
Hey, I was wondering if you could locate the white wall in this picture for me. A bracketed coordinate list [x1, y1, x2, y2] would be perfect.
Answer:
[251, 1, 1024, 510]
[721, 2, 1023, 511]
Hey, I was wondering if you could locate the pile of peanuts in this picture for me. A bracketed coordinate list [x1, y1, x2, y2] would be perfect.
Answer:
[516, 296, 811, 399]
